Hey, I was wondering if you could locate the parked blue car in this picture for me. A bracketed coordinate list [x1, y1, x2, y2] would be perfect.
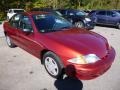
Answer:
[89, 10, 120, 29]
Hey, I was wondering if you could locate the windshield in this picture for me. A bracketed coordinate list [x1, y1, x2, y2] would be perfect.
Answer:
[53, 11, 63, 16]
[33, 14, 72, 33]
[14, 10, 24, 13]
[75, 11, 86, 16]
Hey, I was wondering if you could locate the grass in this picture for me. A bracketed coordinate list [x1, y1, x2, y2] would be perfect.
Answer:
[0, 21, 3, 24]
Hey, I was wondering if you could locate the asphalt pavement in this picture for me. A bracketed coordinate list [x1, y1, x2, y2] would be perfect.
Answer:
[0, 23, 120, 90]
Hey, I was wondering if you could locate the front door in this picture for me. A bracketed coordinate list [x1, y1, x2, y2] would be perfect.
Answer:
[17, 15, 39, 57]
[106, 11, 118, 25]
[7, 14, 21, 45]
[96, 11, 107, 24]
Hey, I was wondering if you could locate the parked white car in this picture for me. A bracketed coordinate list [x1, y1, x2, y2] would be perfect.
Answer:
[7, 9, 25, 20]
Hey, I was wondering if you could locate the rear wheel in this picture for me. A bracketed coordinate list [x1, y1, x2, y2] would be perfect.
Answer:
[43, 51, 64, 78]
[75, 21, 84, 28]
[5, 35, 16, 48]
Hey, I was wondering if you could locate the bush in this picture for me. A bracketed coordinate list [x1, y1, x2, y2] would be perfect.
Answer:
[0, 12, 6, 21]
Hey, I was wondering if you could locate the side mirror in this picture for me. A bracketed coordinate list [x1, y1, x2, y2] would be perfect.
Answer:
[23, 28, 32, 35]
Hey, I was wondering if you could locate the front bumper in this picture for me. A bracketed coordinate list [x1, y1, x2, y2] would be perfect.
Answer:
[65, 47, 115, 80]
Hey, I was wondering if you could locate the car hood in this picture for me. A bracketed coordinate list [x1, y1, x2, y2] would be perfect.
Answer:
[43, 28, 109, 58]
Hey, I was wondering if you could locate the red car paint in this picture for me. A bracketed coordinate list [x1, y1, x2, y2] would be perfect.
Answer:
[3, 12, 115, 80]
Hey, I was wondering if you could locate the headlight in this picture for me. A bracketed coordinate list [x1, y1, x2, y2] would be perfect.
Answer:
[85, 18, 91, 22]
[68, 54, 100, 64]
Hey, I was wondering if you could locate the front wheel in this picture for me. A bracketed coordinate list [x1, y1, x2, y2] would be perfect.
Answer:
[5, 35, 16, 48]
[75, 21, 84, 28]
[118, 23, 120, 30]
[43, 51, 64, 78]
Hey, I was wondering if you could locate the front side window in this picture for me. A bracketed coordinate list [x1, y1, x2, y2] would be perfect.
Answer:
[67, 11, 74, 16]
[89, 10, 96, 16]
[59, 10, 66, 15]
[33, 14, 72, 33]
[19, 15, 33, 32]
[9, 14, 21, 28]
[75, 11, 86, 16]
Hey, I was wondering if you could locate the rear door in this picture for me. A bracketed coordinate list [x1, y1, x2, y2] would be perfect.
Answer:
[96, 11, 107, 24]
[106, 11, 118, 25]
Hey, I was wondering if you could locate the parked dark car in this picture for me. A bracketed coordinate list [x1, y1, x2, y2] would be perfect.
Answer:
[89, 10, 120, 29]
[114, 10, 120, 14]
[57, 9, 95, 30]
[3, 12, 115, 80]
[84, 10, 91, 15]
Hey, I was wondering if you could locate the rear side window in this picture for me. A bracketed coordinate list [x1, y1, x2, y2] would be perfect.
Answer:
[96, 11, 106, 15]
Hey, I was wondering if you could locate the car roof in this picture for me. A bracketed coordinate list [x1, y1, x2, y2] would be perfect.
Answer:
[21, 11, 50, 16]
[89, 10, 116, 14]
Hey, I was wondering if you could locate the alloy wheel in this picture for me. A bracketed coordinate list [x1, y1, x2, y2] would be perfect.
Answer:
[44, 57, 59, 76]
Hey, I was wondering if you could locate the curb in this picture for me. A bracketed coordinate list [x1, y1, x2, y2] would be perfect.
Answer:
[0, 22, 5, 37]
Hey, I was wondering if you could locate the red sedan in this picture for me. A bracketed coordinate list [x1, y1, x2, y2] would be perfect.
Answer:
[3, 12, 115, 80]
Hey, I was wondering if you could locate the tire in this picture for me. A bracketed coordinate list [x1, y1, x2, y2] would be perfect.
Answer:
[118, 23, 120, 30]
[75, 21, 84, 28]
[43, 51, 64, 79]
[5, 35, 16, 48]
